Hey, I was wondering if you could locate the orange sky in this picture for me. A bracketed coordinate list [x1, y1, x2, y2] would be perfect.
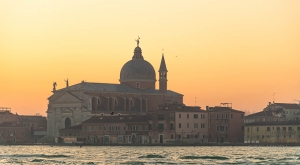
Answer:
[1, 1, 299, 116]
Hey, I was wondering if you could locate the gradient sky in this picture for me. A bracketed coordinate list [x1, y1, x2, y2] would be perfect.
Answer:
[1, 0, 299, 116]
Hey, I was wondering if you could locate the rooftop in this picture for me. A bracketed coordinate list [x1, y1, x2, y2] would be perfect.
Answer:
[207, 106, 245, 113]
[274, 103, 300, 109]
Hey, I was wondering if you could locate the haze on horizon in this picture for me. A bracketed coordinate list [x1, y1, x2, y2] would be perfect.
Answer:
[0, 0, 299, 116]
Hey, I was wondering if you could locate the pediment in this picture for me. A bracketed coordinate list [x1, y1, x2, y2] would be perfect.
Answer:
[52, 91, 83, 104]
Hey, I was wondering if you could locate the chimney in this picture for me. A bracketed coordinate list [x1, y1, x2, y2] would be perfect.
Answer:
[269, 102, 271, 106]
[206, 106, 209, 111]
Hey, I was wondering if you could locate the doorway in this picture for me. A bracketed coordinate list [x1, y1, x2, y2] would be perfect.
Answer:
[159, 134, 164, 143]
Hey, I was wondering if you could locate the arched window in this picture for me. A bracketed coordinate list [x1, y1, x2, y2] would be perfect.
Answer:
[65, 117, 71, 128]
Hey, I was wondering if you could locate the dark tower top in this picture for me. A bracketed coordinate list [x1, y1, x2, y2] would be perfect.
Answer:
[159, 54, 168, 93]
[159, 54, 168, 72]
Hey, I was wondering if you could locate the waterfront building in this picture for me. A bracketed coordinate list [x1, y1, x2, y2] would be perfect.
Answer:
[0, 107, 19, 124]
[207, 105, 245, 143]
[264, 103, 300, 121]
[0, 108, 47, 144]
[244, 120, 300, 143]
[81, 115, 150, 144]
[47, 40, 183, 139]
[173, 105, 208, 143]
[244, 102, 300, 124]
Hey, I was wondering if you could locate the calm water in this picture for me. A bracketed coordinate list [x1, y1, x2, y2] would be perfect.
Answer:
[0, 145, 300, 164]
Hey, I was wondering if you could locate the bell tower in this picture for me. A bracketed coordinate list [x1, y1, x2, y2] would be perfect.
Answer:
[159, 54, 168, 93]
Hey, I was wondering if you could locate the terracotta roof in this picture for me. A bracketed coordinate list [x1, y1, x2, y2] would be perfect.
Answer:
[274, 103, 300, 109]
[245, 120, 300, 126]
[245, 111, 273, 117]
[207, 106, 244, 113]
[82, 115, 150, 124]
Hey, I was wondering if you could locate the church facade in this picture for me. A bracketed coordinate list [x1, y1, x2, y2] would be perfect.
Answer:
[47, 40, 183, 138]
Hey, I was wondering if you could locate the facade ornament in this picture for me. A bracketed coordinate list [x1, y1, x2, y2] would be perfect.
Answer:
[135, 36, 140, 47]
[53, 82, 57, 91]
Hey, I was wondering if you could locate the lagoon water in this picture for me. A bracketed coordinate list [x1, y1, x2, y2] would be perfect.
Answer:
[0, 145, 300, 164]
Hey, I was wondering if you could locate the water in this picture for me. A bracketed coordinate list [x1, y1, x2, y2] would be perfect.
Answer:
[0, 145, 300, 164]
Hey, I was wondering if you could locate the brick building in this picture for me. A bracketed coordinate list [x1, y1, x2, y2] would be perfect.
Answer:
[0, 108, 47, 144]
[207, 105, 245, 143]
[80, 115, 150, 144]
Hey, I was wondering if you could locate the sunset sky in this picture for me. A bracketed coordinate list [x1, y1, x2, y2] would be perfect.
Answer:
[1, 0, 299, 116]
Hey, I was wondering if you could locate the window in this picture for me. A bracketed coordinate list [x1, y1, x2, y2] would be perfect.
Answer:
[216, 114, 219, 119]
[187, 114, 189, 118]
[277, 127, 280, 131]
[170, 123, 174, 130]
[187, 123, 189, 128]
[158, 114, 164, 120]
[297, 127, 300, 131]
[202, 123, 205, 128]
[288, 127, 292, 131]
[225, 114, 228, 119]
[170, 113, 174, 119]
[262, 135, 264, 138]
[256, 127, 259, 131]
[257, 135, 259, 138]
[171, 134, 173, 139]
[289, 135, 291, 138]
[267, 135, 270, 138]
[209, 124, 211, 128]
[267, 127, 270, 131]
[187, 134, 190, 138]
[179, 114, 181, 118]
[114, 99, 118, 106]
[221, 114, 224, 119]
[220, 126, 224, 131]
[225, 125, 228, 131]
[216, 125, 219, 131]
[179, 123, 181, 128]
[283, 127, 286, 131]
[148, 124, 152, 130]
[194, 123, 198, 128]
[194, 114, 198, 119]
[200, 114, 205, 119]
[136, 82, 140, 89]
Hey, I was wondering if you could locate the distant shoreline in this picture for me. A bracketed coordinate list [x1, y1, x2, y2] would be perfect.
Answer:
[1, 143, 299, 147]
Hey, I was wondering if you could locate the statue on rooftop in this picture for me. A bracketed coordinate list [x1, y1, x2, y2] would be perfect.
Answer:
[65, 79, 69, 88]
[135, 36, 140, 47]
[53, 82, 57, 91]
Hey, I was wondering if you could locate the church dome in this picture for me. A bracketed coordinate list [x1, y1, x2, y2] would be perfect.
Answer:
[120, 46, 156, 82]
